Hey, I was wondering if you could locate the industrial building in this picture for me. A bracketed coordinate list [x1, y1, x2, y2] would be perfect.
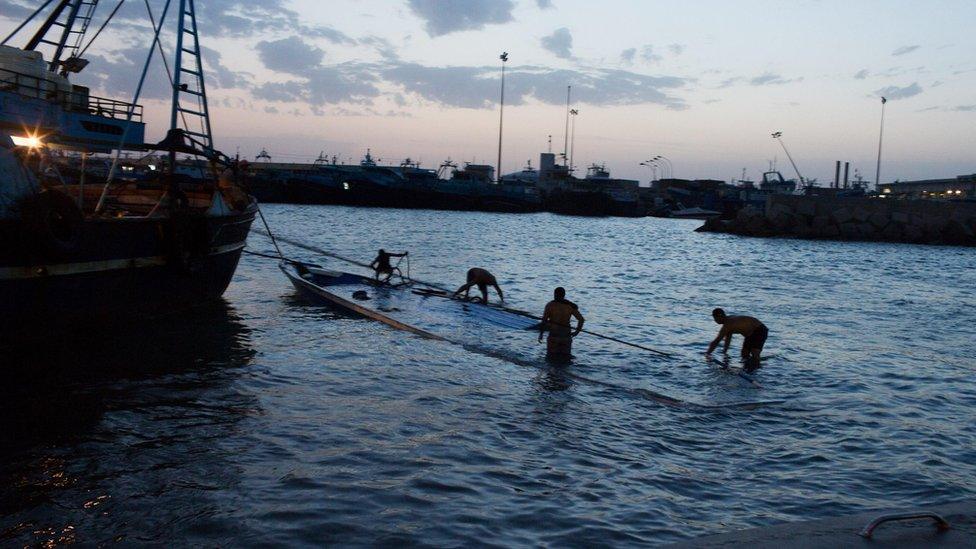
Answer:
[880, 174, 976, 199]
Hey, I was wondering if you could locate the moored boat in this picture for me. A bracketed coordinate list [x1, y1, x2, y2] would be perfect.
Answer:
[0, 0, 256, 335]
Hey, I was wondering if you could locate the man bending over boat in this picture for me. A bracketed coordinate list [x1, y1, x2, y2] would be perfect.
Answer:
[454, 268, 504, 303]
[370, 249, 407, 283]
[706, 308, 768, 371]
[539, 287, 585, 360]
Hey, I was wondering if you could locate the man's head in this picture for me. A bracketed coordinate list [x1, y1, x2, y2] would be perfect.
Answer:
[554, 287, 566, 300]
[712, 308, 726, 324]
[378, 248, 386, 255]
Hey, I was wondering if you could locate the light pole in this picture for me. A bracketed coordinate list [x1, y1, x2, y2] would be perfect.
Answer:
[640, 160, 661, 182]
[771, 131, 805, 186]
[496, 52, 508, 183]
[875, 96, 886, 190]
[646, 156, 670, 178]
[563, 85, 571, 167]
[656, 155, 674, 179]
[569, 108, 578, 172]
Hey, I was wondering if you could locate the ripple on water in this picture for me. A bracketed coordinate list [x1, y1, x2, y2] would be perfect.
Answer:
[1, 206, 974, 546]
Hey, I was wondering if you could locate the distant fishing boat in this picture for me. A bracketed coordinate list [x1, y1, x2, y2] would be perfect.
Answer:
[669, 206, 722, 219]
[0, 0, 256, 333]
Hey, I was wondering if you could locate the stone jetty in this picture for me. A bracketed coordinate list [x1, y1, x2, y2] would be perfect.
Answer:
[697, 195, 976, 246]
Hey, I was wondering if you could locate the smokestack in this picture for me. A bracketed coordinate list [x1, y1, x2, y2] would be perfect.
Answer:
[834, 161, 841, 189]
[843, 162, 850, 189]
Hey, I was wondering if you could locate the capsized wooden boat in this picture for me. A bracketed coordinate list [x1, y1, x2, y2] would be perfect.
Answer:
[279, 261, 785, 410]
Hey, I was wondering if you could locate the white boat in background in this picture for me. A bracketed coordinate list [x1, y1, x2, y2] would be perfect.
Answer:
[669, 206, 721, 219]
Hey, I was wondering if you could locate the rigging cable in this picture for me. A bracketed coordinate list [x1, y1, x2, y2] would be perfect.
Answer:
[96, 0, 172, 213]
[77, 0, 125, 57]
[1, 0, 56, 46]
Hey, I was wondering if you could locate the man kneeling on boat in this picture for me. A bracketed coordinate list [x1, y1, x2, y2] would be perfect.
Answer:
[370, 249, 407, 283]
[539, 287, 585, 360]
[706, 308, 768, 371]
[454, 268, 504, 303]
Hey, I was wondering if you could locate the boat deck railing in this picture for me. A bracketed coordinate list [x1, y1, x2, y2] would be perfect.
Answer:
[0, 67, 143, 122]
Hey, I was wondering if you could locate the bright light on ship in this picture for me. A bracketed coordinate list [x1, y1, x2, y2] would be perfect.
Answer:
[11, 134, 43, 149]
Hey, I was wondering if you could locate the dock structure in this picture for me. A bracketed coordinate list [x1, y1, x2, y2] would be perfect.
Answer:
[879, 174, 976, 200]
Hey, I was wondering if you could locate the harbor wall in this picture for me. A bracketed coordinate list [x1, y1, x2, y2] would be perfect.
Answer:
[697, 195, 976, 246]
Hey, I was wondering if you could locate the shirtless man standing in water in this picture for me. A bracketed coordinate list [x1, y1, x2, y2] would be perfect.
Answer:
[706, 308, 768, 370]
[539, 287, 585, 360]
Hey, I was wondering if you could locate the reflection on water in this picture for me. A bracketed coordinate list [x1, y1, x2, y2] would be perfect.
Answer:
[2, 204, 975, 546]
[0, 302, 257, 546]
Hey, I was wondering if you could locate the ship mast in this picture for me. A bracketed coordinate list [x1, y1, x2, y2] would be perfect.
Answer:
[165, 0, 217, 180]
[23, 0, 101, 75]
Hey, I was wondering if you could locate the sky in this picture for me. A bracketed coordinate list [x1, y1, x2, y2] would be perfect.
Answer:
[1, 0, 974, 183]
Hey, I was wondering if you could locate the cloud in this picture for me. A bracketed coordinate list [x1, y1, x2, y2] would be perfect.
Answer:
[76, 42, 246, 101]
[253, 62, 382, 105]
[196, 1, 354, 43]
[264, 106, 280, 114]
[536, 0, 554, 8]
[541, 28, 573, 59]
[917, 104, 975, 113]
[668, 44, 685, 55]
[384, 63, 688, 110]
[620, 48, 637, 64]
[749, 72, 802, 86]
[255, 36, 325, 74]
[407, 0, 515, 37]
[201, 46, 251, 89]
[854, 69, 869, 79]
[875, 82, 923, 100]
[892, 45, 920, 56]
[640, 45, 661, 63]
[0, 0, 33, 20]
[717, 77, 743, 88]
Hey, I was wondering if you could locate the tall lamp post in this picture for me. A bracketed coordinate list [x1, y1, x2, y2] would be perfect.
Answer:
[875, 96, 886, 190]
[645, 156, 670, 178]
[659, 155, 674, 179]
[496, 52, 508, 183]
[563, 85, 571, 167]
[640, 160, 662, 181]
[569, 108, 578, 172]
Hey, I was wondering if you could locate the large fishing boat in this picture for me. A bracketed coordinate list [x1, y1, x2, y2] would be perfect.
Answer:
[0, 0, 256, 334]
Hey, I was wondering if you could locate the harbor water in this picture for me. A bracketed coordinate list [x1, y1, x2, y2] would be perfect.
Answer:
[2, 204, 975, 546]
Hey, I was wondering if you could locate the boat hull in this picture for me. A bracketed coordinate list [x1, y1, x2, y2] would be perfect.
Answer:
[0, 207, 255, 335]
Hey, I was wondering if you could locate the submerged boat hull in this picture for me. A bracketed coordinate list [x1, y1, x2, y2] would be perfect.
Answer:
[278, 262, 782, 410]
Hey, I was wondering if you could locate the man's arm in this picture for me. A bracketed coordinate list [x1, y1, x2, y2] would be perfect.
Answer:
[391, 252, 407, 257]
[706, 327, 729, 354]
[454, 283, 471, 296]
[538, 304, 551, 342]
[571, 309, 585, 337]
[493, 283, 504, 301]
[722, 333, 732, 353]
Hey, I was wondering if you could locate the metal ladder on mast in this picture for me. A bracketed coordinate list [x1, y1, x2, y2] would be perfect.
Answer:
[170, 0, 215, 154]
[25, 0, 101, 73]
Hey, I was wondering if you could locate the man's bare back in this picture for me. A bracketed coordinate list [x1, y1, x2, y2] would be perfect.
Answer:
[539, 287, 584, 359]
[707, 308, 768, 369]
[454, 267, 504, 302]
[718, 315, 763, 337]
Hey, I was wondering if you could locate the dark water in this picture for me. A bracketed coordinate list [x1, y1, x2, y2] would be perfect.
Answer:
[3, 204, 975, 546]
